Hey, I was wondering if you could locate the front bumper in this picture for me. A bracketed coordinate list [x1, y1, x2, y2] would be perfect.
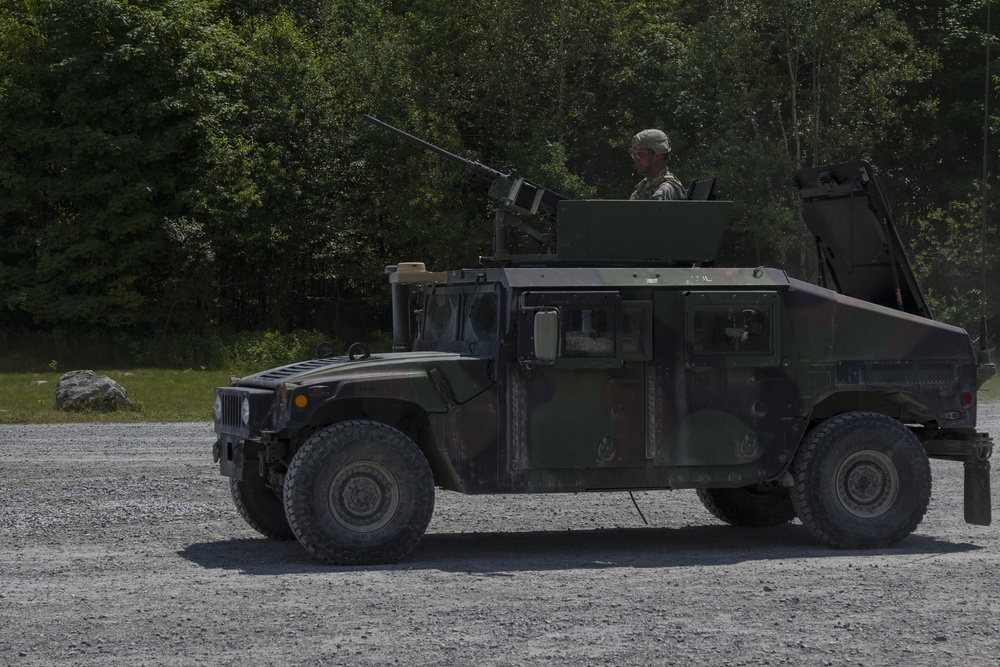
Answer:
[213, 434, 251, 479]
[213, 386, 279, 480]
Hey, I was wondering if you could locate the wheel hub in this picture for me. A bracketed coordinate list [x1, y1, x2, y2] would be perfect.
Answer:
[329, 461, 399, 533]
[836, 449, 898, 518]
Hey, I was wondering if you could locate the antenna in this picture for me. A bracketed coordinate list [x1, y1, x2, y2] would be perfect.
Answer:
[982, 0, 993, 354]
[811, 1, 819, 167]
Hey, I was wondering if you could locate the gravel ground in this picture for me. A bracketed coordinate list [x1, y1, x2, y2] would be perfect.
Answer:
[2, 405, 999, 666]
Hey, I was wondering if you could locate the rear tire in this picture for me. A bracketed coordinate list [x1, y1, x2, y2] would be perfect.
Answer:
[230, 471, 295, 540]
[283, 420, 435, 565]
[696, 485, 796, 527]
[790, 412, 931, 549]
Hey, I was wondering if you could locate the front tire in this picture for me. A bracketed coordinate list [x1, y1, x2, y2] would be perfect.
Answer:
[790, 412, 931, 549]
[697, 485, 796, 527]
[283, 420, 435, 565]
[230, 468, 295, 540]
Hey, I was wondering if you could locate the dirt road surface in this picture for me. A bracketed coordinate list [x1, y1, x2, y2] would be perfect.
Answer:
[2, 405, 999, 666]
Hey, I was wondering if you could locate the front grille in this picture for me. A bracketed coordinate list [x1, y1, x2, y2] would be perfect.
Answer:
[218, 389, 244, 431]
[215, 387, 275, 435]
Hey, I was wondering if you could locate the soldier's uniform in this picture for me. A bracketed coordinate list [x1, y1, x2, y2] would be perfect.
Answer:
[630, 167, 687, 201]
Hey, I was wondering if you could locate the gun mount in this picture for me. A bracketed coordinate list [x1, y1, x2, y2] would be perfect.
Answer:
[364, 114, 566, 260]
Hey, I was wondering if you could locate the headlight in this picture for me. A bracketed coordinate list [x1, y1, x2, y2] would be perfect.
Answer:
[214, 393, 223, 421]
[241, 397, 250, 426]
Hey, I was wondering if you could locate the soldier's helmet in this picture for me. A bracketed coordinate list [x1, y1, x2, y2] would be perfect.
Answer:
[631, 129, 671, 156]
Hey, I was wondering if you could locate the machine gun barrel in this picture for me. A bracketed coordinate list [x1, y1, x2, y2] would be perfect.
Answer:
[363, 114, 502, 182]
[365, 113, 567, 260]
[364, 113, 567, 227]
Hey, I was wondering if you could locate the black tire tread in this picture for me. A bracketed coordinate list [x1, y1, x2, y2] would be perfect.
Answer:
[283, 420, 434, 565]
[230, 473, 295, 540]
[790, 411, 931, 549]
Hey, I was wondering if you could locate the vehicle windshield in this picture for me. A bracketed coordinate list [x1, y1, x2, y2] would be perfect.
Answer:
[416, 286, 500, 354]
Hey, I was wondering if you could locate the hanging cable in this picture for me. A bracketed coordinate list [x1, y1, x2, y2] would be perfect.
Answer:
[628, 491, 648, 526]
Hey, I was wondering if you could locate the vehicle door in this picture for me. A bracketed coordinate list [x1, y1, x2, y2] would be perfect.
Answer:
[663, 290, 791, 469]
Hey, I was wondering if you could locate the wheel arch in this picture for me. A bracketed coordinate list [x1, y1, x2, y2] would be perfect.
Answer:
[807, 389, 933, 426]
[306, 398, 458, 491]
[785, 392, 926, 480]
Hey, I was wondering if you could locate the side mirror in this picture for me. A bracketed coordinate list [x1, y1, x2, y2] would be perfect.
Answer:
[533, 310, 559, 361]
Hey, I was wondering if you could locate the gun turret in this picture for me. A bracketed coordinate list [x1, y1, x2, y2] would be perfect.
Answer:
[364, 114, 566, 257]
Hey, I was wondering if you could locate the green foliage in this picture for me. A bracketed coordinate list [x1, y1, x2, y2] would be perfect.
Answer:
[0, 0, 997, 354]
[981, 372, 1000, 402]
[911, 190, 997, 335]
[671, 0, 932, 272]
[224, 328, 396, 374]
[0, 325, 396, 374]
[0, 0, 231, 337]
[225, 329, 342, 373]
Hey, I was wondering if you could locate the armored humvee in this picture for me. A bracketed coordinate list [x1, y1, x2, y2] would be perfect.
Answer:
[214, 121, 994, 565]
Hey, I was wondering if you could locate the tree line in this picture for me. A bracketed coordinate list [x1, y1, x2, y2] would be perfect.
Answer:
[0, 0, 996, 367]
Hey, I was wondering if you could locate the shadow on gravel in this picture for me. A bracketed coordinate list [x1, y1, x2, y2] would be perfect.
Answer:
[178, 524, 981, 575]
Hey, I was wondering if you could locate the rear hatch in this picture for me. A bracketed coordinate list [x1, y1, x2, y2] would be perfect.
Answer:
[793, 160, 931, 319]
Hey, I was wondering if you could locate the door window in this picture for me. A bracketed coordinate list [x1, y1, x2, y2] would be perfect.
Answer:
[685, 291, 780, 367]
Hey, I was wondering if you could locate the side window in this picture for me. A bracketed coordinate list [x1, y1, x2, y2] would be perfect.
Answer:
[685, 291, 780, 367]
[691, 307, 772, 354]
[560, 302, 651, 359]
[519, 291, 650, 368]
[564, 306, 616, 357]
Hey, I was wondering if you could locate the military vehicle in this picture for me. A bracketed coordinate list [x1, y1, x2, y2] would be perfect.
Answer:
[213, 117, 995, 565]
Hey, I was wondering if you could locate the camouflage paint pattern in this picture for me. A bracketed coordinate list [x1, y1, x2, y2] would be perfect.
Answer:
[214, 179, 991, 529]
[215, 257, 982, 496]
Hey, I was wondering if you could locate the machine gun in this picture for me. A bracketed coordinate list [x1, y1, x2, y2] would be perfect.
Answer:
[363, 114, 566, 258]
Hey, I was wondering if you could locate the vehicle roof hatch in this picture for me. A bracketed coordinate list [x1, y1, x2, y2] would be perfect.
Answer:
[794, 160, 932, 319]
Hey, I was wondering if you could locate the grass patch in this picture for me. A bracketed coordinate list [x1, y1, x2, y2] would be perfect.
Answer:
[0, 329, 396, 423]
[0, 369, 231, 424]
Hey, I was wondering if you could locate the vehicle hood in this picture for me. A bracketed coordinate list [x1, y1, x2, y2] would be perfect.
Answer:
[234, 351, 476, 390]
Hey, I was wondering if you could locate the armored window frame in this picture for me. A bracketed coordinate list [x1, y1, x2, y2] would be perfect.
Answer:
[519, 291, 651, 369]
[621, 301, 653, 361]
[684, 291, 781, 367]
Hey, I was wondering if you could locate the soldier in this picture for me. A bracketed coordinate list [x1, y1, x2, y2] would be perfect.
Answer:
[629, 129, 687, 200]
